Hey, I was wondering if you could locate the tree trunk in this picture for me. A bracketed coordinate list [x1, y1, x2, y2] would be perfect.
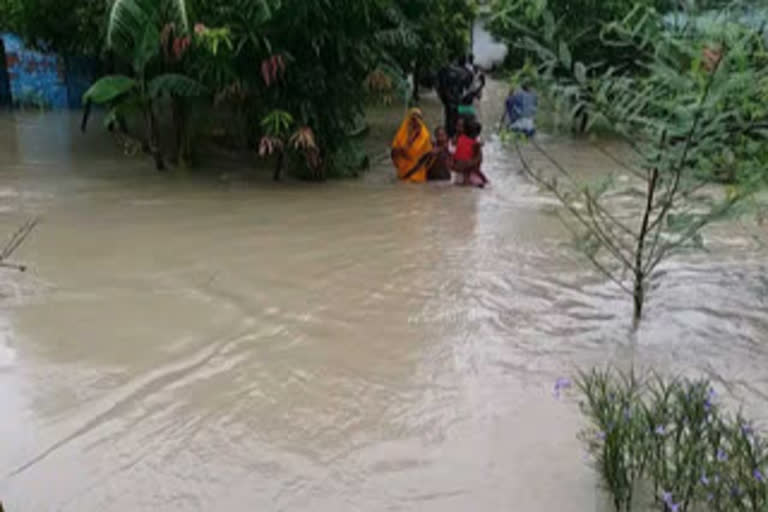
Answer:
[81, 100, 92, 132]
[573, 104, 589, 133]
[633, 168, 659, 326]
[173, 97, 188, 168]
[118, 115, 129, 139]
[579, 112, 589, 133]
[273, 151, 284, 181]
[633, 274, 644, 326]
[145, 104, 164, 171]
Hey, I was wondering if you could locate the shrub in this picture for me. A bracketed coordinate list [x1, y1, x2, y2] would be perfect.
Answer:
[568, 368, 768, 511]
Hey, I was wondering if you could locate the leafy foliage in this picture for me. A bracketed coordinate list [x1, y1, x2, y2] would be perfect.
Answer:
[188, 0, 439, 177]
[2, 0, 477, 178]
[81, 0, 208, 170]
[573, 368, 768, 512]
[508, 3, 768, 322]
[148, 73, 208, 98]
[0, 0, 106, 55]
[82, 75, 137, 104]
[385, 0, 476, 80]
[487, 0, 671, 71]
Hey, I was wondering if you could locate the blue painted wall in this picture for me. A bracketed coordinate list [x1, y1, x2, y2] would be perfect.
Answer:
[1, 33, 68, 108]
[0, 33, 100, 109]
[0, 38, 11, 106]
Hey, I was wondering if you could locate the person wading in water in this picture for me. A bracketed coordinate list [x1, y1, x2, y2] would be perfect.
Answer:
[391, 108, 434, 183]
[437, 57, 473, 138]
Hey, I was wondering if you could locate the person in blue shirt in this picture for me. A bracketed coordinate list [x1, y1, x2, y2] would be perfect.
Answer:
[503, 82, 538, 137]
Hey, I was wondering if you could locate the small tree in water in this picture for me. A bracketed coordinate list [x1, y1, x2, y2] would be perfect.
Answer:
[504, 4, 768, 324]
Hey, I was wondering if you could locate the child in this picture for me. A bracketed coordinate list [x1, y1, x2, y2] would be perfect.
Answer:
[453, 117, 489, 187]
[427, 126, 453, 181]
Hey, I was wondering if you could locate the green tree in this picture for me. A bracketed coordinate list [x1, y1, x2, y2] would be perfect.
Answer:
[385, 0, 476, 101]
[3, 0, 479, 178]
[0, 0, 107, 55]
[82, 0, 208, 170]
[508, 4, 768, 324]
[190, 0, 415, 178]
[487, 0, 672, 72]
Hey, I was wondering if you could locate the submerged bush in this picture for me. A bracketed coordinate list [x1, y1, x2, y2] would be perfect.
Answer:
[568, 368, 768, 511]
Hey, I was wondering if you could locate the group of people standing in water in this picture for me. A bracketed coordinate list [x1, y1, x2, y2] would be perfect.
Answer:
[391, 55, 536, 187]
[391, 55, 489, 187]
[391, 108, 489, 186]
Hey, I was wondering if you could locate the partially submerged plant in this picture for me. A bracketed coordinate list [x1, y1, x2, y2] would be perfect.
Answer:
[506, 4, 768, 325]
[577, 369, 648, 511]
[80, 0, 209, 170]
[259, 110, 321, 180]
[569, 368, 768, 511]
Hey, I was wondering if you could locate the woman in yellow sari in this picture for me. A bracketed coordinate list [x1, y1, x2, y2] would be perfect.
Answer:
[391, 108, 433, 183]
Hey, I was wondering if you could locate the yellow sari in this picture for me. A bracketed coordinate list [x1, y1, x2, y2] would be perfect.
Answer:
[391, 108, 433, 183]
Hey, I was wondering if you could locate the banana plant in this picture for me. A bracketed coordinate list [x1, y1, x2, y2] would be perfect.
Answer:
[258, 109, 293, 180]
[81, 0, 207, 170]
[258, 109, 319, 181]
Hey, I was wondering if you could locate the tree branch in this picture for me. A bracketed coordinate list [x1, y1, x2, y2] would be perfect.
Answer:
[515, 139, 634, 292]
[583, 193, 636, 270]
[532, 139, 640, 246]
[646, 194, 744, 274]
[590, 141, 646, 180]
[1, 218, 38, 261]
[644, 55, 724, 265]
[557, 213, 634, 296]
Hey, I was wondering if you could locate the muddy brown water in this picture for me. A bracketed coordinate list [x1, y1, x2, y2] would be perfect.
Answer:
[0, 84, 767, 511]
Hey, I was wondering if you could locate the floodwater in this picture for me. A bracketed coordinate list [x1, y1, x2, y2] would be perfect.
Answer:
[0, 84, 767, 512]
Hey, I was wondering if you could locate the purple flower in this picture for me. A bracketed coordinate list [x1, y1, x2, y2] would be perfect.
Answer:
[704, 388, 716, 410]
[655, 425, 666, 436]
[707, 493, 714, 502]
[717, 449, 728, 462]
[701, 473, 710, 486]
[596, 431, 606, 441]
[742, 423, 753, 436]
[704, 388, 717, 414]
[731, 486, 741, 498]
[661, 492, 680, 511]
[754, 469, 764, 483]
[553, 377, 572, 399]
